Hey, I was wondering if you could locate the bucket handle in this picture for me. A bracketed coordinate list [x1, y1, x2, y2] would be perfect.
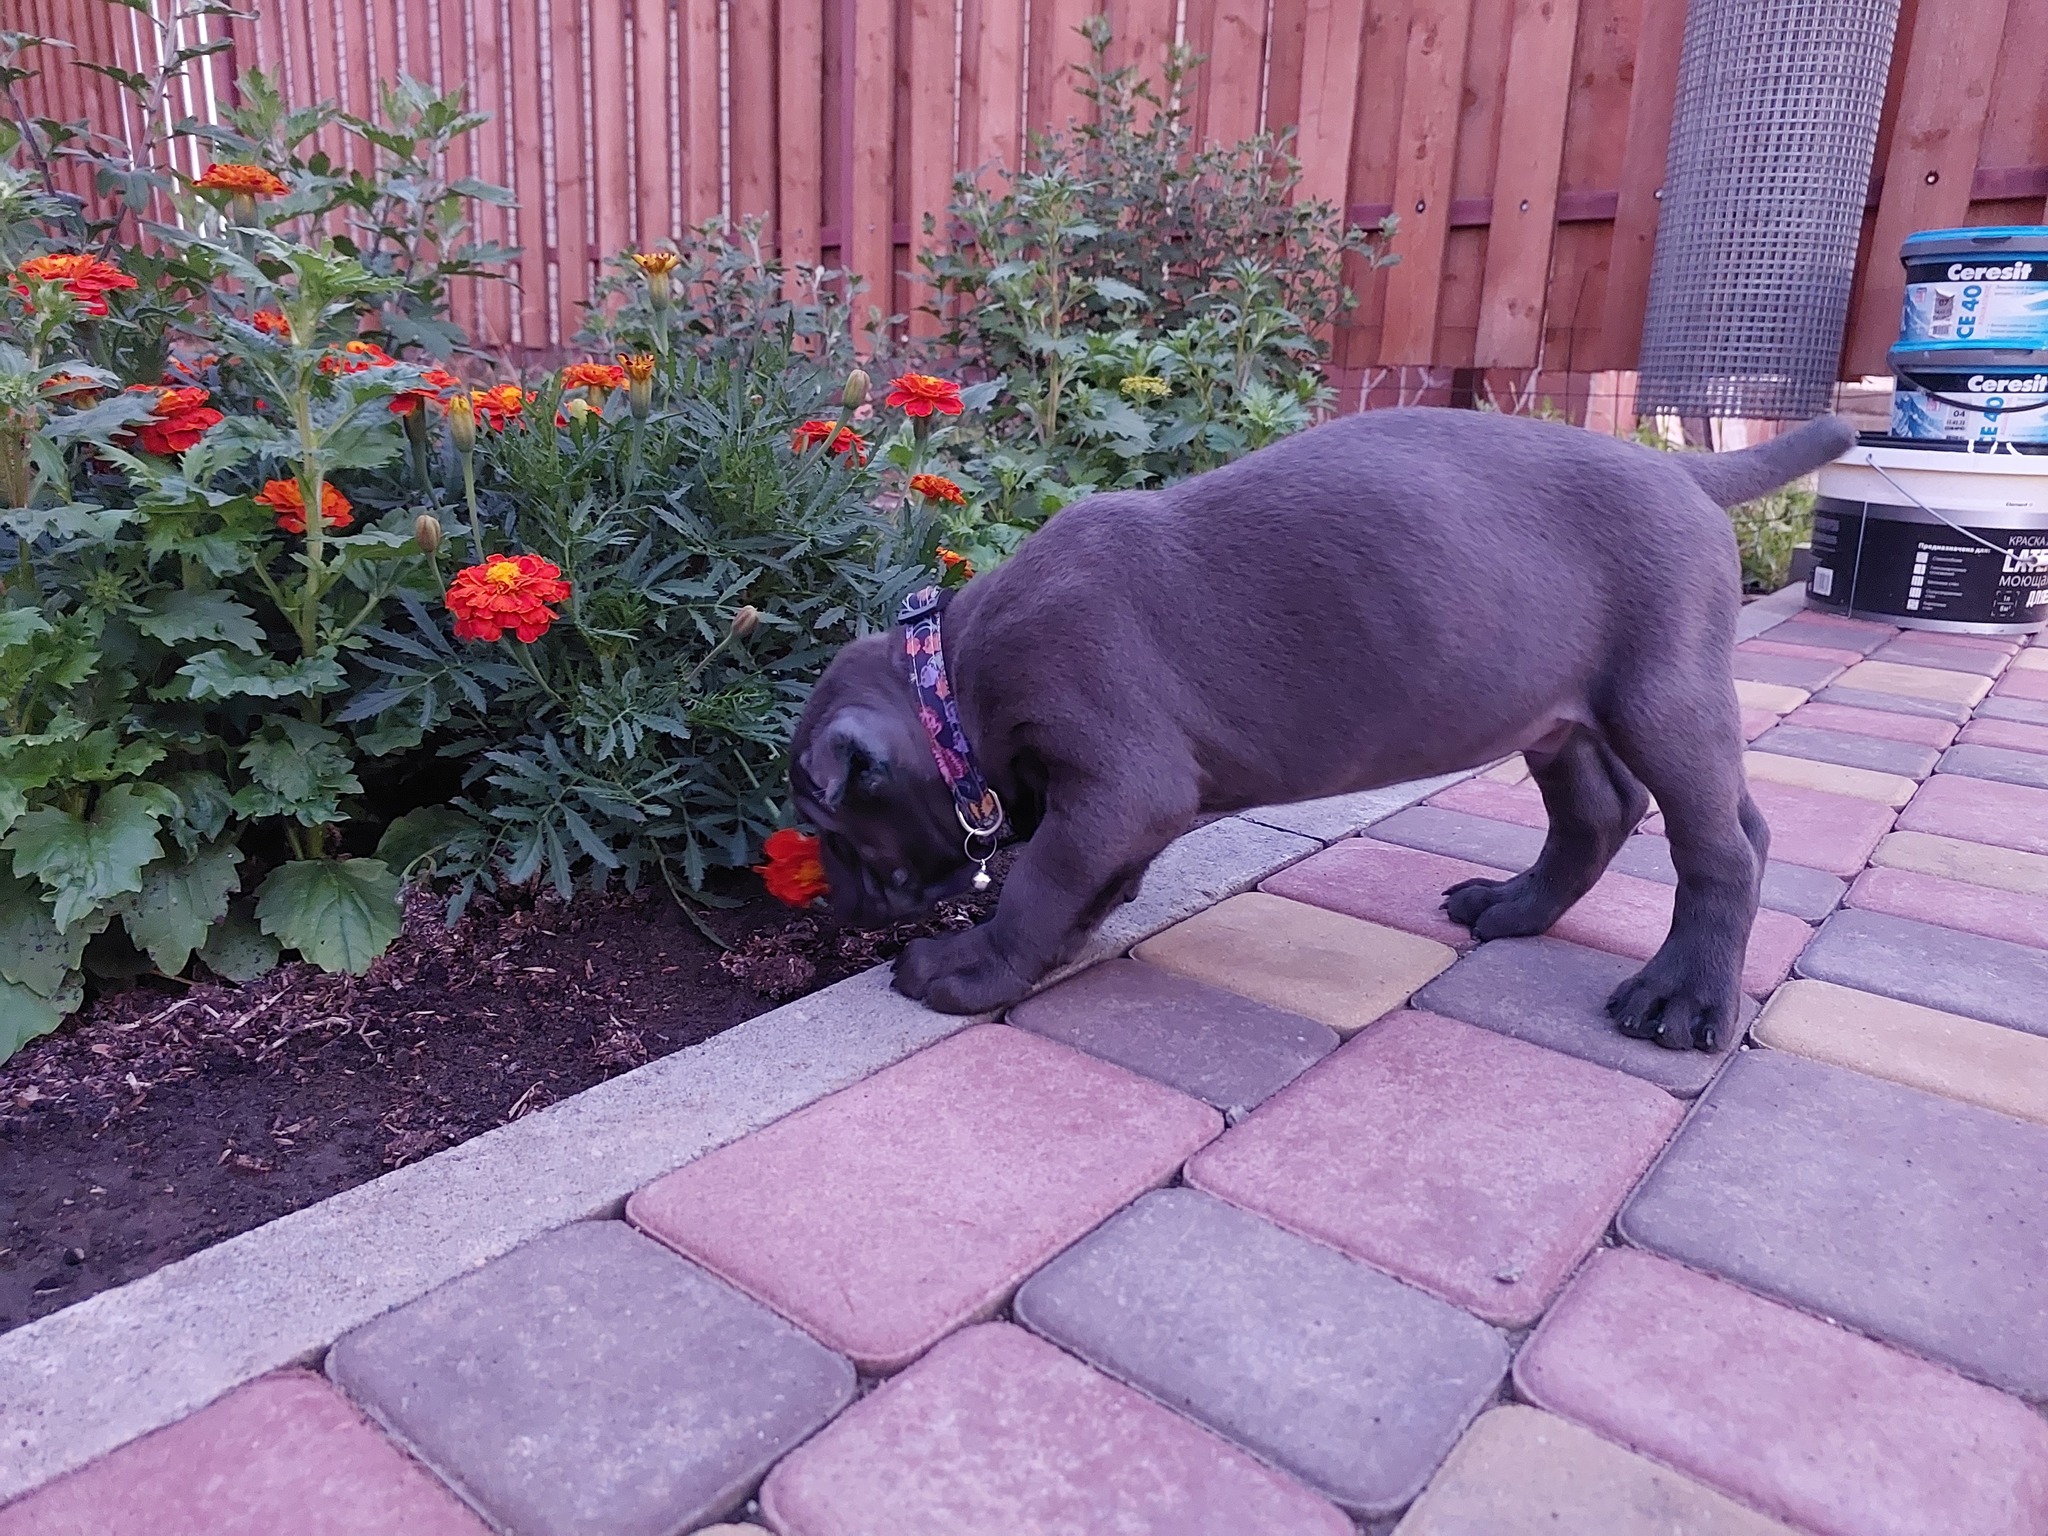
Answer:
[1851, 452, 2012, 558]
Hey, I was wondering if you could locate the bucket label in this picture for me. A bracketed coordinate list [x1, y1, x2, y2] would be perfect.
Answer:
[1900, 258, 2048, 344]
[1808, 498, 2048, 628]
[1892, 371, 2048, 445]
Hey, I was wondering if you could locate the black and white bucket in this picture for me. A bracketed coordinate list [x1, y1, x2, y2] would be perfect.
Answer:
[1889, 344, 2048, 447]
[1807, 441, 2048, 634]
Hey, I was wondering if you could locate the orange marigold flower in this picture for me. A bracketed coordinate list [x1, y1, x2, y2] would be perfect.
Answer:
[41, 372, 103, 401]
[465, 383, 530, 431]
[388, 367, 463, 416]
[937, 547, 976, 578]
[196, 163, 289, 197]
[446, 552, 571, 643]
[885, 372, 964, 417]
[791, 418, 869, 463]
[250, 309, 291, 337]
[630, 250, 682, 277]
[560, 360, 626, 396]
[618, 352, 657, 384]
[254, 477, 354, 535]
[14, 253, 137, 316]
[320, 338, 398, 375]
[755, 827, 830, 907]
[120, 384, 223, 455]
[910, 472, 966, 506]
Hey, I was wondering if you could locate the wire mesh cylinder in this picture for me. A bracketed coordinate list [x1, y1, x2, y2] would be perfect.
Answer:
[1636, 0, 1902, 420]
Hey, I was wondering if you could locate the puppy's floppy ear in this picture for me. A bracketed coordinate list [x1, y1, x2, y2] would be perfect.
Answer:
[800, 712, 893, 811]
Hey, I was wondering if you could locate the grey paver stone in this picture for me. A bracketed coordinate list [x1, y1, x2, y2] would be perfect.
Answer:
[1608, 834, 1847, 921]
[1238, 772, 1472, 841]
[1013, 1188, 1508, 1518]
[1810, 684, 1973, 722]
[1391, 1405, 1801, 1536]
[1751, 723, 1941, 779]
[1939, 742, 2048, 791]
[1757, 616, 1894, 654]
[327, 1221, 855, 1536]
[1733, 650, 1847, 690]
[1795, 908, 2048, 1037]
[1869, 638, 2013, 676]
[1412, 936, 1751, 1096]
[1976, 694, 2048, 726]
[1618, 1050, 2048, 1401]
[1008, 958, 1338, 1115]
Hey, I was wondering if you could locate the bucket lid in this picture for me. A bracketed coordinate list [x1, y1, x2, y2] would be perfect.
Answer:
[1901, 226, 2048, 261]
[1889, 340, 2048, 370]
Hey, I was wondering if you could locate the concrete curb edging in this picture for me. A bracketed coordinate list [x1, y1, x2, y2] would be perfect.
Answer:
[0, 770, 1476, 1505]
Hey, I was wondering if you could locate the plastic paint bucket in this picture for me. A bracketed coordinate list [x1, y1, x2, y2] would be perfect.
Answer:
[1899, 226, 2048, 347]
[1888, 343, 2048, 446]
[1806, 439, 2048, 633]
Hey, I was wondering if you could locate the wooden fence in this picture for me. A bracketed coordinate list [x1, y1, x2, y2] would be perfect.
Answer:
[13, 0, 2048, 416]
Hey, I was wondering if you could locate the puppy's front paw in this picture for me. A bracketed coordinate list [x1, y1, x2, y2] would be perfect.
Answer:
[892, 926, 1031, 1014]
[1606, 961, 1736, 1053]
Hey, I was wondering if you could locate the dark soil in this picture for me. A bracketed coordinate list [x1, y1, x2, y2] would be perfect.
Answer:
[0, 865, 1006, 1335]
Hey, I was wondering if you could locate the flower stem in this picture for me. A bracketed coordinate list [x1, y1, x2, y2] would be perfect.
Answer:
[461, 452, 484, 560]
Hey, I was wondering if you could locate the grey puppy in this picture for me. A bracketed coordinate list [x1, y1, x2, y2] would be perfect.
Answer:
[791, 407, 1853, 1050]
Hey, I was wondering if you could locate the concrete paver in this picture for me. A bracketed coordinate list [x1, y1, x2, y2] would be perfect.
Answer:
[1972, 693, 2048, 726]
[1618, 1050, 2048, 1400]
[1993, 667, 2048, 701]
[1751, 722, 1941, 778]
[1871, 827, 2048, 897]
[758, 1323, 1352, 1536]
[1187, 1010, 1681, 1326]
[1796, 907, 2048, 1035]
[1007, 958, 1337, 1115]
[1424, 775, 1551, 830]
[1414, 936, 1750, 1095]
[1651, 777, 1894, 876]
[627, 1024, 1218, 1372]
[1741, 637, 1866, 666]
[1958, 716, 2048, 755]
[1757, 615, 1896, 653]
[1259, 838, 1505, 951]
[1392, 1405, 1801, 1536]
[1742, 748, 1918, 807]
[326, 1222, 854, 1536]
[1781, 698, 1959, 747]
[1847, 864, 2048, 951]
[1133, 893, 1455, 1036]
[1939, 741, 2048, 790]
[0, 1372, 488, 1536]
[1869, 638, 2012, 676]
[1732, 647, 1847, 690]
[1754, 978, 2048, 1126]
[1013, 1188, 1508, 1518]
[1517, 1248, 2048, 1536]
[1538, 867, 1810, 996]
[1834, 659, 1992, 707]
[1811, 683, 1974, 722]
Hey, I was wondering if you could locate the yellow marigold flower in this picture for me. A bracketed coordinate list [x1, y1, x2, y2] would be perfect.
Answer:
[1120, 373, 1170, 401]
[630, 250, 682, 276]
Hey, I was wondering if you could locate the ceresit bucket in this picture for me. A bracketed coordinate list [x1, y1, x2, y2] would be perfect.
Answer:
[1899, 226, 2048, 346]
[1807, 440, 2048, 633]
[1889, 342, 2048, 446]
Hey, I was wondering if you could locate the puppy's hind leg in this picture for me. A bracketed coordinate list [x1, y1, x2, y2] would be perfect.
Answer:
[1443, 728, 1649, 939]
[1600, 671, 1762, 1052]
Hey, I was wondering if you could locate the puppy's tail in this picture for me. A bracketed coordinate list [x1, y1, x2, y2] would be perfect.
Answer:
[1672, 414, 1857, 507]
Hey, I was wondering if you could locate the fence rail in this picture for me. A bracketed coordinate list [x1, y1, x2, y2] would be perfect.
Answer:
[13, 0, 2048, 414]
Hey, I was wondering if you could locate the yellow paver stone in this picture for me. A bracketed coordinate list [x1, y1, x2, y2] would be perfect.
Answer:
[1735, 679, 1809, 715]
[1134, 893, 1455, 1037]
[1754, 979, 2048, 1127]
[1834, 661, 1990, 707]
[1742, 750, 1917, 808]
[1871, 830, 2048, 899]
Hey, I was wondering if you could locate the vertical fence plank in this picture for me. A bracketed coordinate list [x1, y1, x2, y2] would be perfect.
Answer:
[1027, 0, 1096, 138]
[504, 0, 550, 350]
[1592, 0, 1679, 370]
[959, 0, 1025, 181]
[1843, 0, 2008, 376]
[778, 0, 824, 279]
[1290, 0, 1365, 212]
[1264, 0, 1309, 135]
[847, 0, 895, 337]
[547, 0, 592, 343]
[463, 0, 515, 352]
[730, 0, 779, 229]
[1380, 0, 1473, 363]
[1189, 0, 1268, 147]
[1108, 0, 1176, 96]
[591, 0, 633, 271]
[903, 0, 956, 335]
[681, 0, 721, 224]
[1472, 0, 1580, 367]
[630, 0, 674, 246]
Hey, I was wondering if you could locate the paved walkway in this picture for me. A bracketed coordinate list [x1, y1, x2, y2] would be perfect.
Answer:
[5, 609, 2048, 1535]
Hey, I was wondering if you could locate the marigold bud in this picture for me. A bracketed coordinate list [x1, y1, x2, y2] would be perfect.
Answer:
[731, 604, 760, 638]
[627, 376, 653, 421]
[842, 368, 870, 409]
[414, 513, 443, 554]
[563, 397, 596, 424]
[446, 393, 476, 455]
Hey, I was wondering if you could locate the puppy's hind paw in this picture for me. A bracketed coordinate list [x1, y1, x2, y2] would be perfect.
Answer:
[1606, 966, 1733, 1053]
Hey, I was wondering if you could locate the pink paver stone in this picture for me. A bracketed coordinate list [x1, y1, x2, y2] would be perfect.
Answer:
[1516, 1249, 2048, 1536]
[1426, 775, 1550, 831]
[1994, 667, 2048, 702]
[1740, 638, 1866, 667]
[1897, 773, 2048, 857]
[1543, 866, 1811, 995]
[0, 1372, 487, 1536]
[1783, 699, 1959, 748]
[1848, 865, 2048, 952]
[626, 1024, 1218, 1372]
[1740, 705, 1778, 740]
[1185, 1010, 1681, 1326]
[1260, 838, 1508, 951]
[1960, 716, 2048, 757]
[1894, 629, 2018, 654]
[758, 1323, 1351, 1536]
[1650, 777, 1893, 876]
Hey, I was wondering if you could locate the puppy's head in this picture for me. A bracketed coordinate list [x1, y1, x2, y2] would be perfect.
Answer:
[790, 633, 978, 925]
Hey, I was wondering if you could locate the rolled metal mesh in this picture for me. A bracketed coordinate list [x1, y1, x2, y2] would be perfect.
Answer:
[1636, 0, 1902, 420]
